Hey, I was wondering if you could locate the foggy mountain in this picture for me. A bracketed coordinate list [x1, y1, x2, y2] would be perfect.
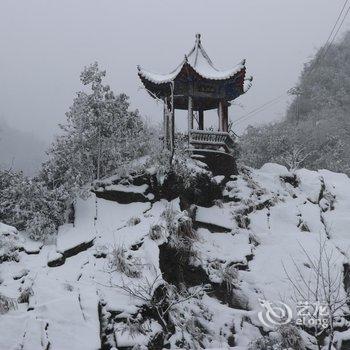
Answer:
[0, 120, 47, 176]
[239, 31, 350, 175]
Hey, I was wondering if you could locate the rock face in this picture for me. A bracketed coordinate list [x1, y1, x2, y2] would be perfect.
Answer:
[1, 163, 350, 349]
[192, 150, 238, 176]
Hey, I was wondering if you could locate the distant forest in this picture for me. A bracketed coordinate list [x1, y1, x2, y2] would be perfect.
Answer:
[240, 31, 350, 175]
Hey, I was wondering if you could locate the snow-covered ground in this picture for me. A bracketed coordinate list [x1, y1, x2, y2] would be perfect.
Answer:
[1, 163, 350, 349]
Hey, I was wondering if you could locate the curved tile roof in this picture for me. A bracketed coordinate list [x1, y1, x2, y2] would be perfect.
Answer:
[138, 34, 248, 84]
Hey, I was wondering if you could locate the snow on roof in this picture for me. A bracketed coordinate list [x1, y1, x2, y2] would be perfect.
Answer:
[138, 33, 247, 84]
[137, 64, 183, 84]
[243, 75, 253, 93]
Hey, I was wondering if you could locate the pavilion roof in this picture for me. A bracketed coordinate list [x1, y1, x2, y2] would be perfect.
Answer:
[138, 34, 251, 85]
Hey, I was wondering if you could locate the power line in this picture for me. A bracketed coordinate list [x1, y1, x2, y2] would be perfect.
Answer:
[234, 94, 287, 126]
[233, 0, 350, 127]
[237, 96, 286, 125]
[327, 3, 350, 47]
[321, 0, 349, 54]
[307, 0, 350, 77]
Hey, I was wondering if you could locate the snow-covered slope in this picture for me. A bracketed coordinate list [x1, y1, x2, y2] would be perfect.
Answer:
[1, 163, 350, 349]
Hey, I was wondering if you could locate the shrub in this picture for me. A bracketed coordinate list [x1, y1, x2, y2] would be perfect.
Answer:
[176, 214, 197, 240]
[0, 234, 19, 263]
[18, 286, 34, 304]
[248, 336, 283, 350]
[0, 293, 17, 314]
[277, 324, 305, 350]
[248, 324, 304, 350]
[160, 207, 198, 286]
[162, 207, 197, 258]
[162, 207, 196, 240]
[26, 213, 57, 241]
[0, 169, 68, 241]
[149, 224, 166, 241]
[108, 245, 142, 278]
[222, 265, 239, 290]
[207, 260, 239, 287]
[116, 317, 149, 339]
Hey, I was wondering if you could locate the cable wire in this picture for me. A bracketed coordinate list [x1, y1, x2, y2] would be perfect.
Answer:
[307, 0, 350, 77]
[233, 0, 350, 126]
[233, 94, 287, 125]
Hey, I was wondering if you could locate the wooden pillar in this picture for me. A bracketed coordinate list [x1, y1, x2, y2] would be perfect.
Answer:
[222, 103, 228, 132]
[188, 96, 193, 131]
[170, 106, 175, 152]
[187, 96, 194, 147]
[218, 100, 224, 131]
[198, 110, 204, 130]
[163, 100, 169, 149]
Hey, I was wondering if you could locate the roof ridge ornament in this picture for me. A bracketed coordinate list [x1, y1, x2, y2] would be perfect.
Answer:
[194, 33, 201, 67]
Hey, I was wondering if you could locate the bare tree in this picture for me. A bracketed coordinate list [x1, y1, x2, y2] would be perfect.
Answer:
[283, 239, 349, 350]
[115, 275, 203, 336]
[280, 146, 312, 172]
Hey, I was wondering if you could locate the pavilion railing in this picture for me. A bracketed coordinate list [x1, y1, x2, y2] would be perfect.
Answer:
[189, 130, 236, 154]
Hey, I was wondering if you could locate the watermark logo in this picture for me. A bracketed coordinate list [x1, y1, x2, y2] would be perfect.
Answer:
[258, 299, 293, 328]
[258, 299, 330, 329]
[295, 301, 329, 329]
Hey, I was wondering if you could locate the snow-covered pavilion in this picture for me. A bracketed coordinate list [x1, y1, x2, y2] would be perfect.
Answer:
[138, 34, 253, 174]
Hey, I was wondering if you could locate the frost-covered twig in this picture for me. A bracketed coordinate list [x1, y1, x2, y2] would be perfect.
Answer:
[283, 238, 348, 349]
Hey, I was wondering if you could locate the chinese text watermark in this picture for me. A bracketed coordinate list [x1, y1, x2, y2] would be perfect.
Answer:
[258, 299, 330, 329]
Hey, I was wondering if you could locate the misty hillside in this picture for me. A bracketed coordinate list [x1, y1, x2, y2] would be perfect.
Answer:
[1, 161, 350, 349]
[0, 121, 47, 176]
[240, 31, 350, 175]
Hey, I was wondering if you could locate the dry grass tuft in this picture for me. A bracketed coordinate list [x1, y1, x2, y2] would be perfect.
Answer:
[0, 293, 17, 314]
[108, 245, 142, 278]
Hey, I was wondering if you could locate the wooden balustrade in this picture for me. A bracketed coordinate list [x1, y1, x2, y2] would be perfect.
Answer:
[189, 130, 235, 154]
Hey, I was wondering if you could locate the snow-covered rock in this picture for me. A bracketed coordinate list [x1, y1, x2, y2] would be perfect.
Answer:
[195, 204, 234, 231]
[0, 222, 17, 236]
[1, 164, 350, 349]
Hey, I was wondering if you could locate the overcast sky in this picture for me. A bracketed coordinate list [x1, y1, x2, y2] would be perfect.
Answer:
[0, 0, 349, 142]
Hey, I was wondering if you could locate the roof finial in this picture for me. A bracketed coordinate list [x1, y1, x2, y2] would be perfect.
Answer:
[195, 33, 201, 43]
